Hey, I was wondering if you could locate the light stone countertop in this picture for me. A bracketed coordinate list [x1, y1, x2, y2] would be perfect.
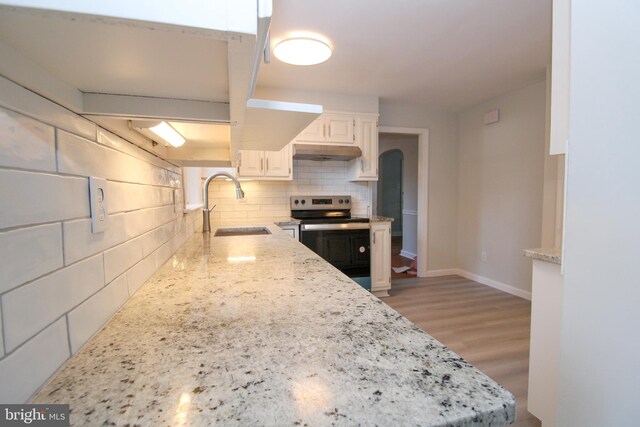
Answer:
[523, 248, 562, 265]
[368, 215, 394, 222]
[33, 223, 515, 426]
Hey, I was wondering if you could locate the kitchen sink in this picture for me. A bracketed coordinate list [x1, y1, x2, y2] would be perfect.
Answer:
[213, 227, 272, 237]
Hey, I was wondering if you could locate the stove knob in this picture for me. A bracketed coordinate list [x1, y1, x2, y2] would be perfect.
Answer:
[301, 200, 306, 205]
[345, 199, 350, 204]
[294, 199, 299, 205]
[338, 199, 344, 204]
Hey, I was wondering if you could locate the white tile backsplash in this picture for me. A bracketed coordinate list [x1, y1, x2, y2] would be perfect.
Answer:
[67, 273, 129, 354]
[0, 76, 96, 141]
[104, 236, 144, 284]
[0, 223, 63, 294]
[107, 180, 174, 214]
[62, 205, 179, 264]
[122, 205, 179, 239]
[0, 106, 56, 171]
[57, 130, 181, 187]
[62, 214, 128, 265]
[208, 159, 371, 219]
[126, 253, 157, 296]
[2, 254, 104, 352]
[97, 128, 180, 174]
[142, 221, 175, 257]
[0, 318, 70, 403]
[0, 169, 89, 229]
[0, 80, 194, 403]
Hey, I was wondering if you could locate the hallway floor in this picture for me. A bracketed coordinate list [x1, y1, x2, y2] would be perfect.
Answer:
[391, 236, 415, 281]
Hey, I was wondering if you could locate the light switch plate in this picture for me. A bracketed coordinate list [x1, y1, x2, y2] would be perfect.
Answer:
[89, 177, 109, 233]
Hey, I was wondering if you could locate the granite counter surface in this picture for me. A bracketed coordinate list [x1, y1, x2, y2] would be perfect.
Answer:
[33, 223, 515, 426]
[368, 215, 394, 222]
[523, 248, 562, 265]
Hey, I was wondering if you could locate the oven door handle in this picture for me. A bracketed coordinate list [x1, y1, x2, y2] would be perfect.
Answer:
[301, 223, 371, 231]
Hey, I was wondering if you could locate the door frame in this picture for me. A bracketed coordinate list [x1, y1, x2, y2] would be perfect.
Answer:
[378, 126, 429, 277]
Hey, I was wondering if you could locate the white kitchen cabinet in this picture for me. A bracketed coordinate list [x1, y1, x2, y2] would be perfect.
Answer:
[370, 221, 391, 297]
[278, 224, 299, 240]
[295, 111, 355, 144]
[324, 113, 355, 143]
[348, 114, 379, 181]
[238, 144, 292, 180]
[237, 150, 264, 177]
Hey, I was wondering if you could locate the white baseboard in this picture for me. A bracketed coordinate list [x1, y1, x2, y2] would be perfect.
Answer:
[400, 249, 417, 259]
[455, 269, 532, 300]
[425, 268, 459, 277]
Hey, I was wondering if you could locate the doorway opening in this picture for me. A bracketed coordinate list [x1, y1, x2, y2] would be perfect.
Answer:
[374, 133, 420, 281]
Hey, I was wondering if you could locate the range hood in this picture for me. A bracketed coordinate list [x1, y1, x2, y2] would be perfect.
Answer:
[293, 144, 362, 161]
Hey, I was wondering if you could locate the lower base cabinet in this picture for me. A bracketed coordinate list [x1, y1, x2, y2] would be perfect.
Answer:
[528, 259, 563, 426]
[370, 222, 391, 297]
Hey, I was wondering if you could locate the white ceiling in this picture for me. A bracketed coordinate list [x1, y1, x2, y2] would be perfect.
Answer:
[258, 0, 551, 111]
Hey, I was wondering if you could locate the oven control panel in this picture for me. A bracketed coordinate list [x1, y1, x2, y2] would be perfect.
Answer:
[290, 195, 351, 210]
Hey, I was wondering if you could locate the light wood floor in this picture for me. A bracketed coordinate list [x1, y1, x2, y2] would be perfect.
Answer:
[383, 275, 541, 427]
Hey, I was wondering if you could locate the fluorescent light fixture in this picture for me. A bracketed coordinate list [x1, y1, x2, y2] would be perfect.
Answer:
[148, 122, 185, 147]
[274, 37, 332, 65]
[130, 120, 185, 147]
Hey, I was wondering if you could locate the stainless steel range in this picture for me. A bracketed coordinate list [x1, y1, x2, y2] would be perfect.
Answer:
[291, 195, 371, 290]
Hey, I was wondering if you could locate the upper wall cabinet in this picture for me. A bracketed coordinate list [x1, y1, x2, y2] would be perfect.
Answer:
[292, 110, 380, 181]
[295, 112, 356, 144]
[348, 114, 379, 181]
[237, 143, 292, 180]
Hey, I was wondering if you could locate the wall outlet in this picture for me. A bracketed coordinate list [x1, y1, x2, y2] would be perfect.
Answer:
[481, 251, 487, 262]
[89, 176, 109, 234]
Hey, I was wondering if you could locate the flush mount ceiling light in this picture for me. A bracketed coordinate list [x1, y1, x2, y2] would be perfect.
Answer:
[273, 37, 332, 65]
[130, 120, 186, 148]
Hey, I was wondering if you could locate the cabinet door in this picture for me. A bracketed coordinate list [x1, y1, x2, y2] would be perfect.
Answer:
[358, 116, 378, 179]
[238, 150, 264, 177]
[296, 116, 325, 142]
[370, 222, 391, 296]
[325, 113, 355, 143]
[264, 144, 292, 178]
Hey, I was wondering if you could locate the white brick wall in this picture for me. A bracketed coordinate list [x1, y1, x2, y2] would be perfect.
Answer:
[206, 159, 372, 223]
[0, 76, 199, 403]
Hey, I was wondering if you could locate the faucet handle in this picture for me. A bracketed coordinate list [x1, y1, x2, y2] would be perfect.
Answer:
[208, 204, 217, 212]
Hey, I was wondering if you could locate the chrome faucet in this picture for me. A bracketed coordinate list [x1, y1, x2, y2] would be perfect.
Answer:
[202, 172, 245, 232]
